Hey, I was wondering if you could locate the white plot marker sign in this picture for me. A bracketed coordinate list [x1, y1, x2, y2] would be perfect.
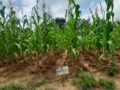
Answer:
[56, 66, 69, 76]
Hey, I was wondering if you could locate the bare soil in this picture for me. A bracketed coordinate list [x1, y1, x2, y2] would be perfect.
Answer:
[0, 49, 120, 90]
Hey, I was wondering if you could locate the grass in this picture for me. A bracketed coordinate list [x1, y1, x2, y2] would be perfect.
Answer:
[26, 79, 46, 88]
[105, 60, 119, 75]
[72, 69, 97, 90]
[40, 85, 57, 90]
[0, 70, 116, 90]
[0, 82, 23, 90]
[60, 75, 68, 83]
[0, 82, 57, 90]
[99, 78, 115, 90]
[59, 75, 68, 87]
[71, 69, 116, 90]
[0, 76, 49, 90]
[25, 75, 47, 89]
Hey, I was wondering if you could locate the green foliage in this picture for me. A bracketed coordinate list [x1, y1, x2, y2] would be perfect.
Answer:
[99, 78, 107, 85]
[105, 79, 115, 89]
[25, 75, 46, 89]
[73, 69, 116, 90]
[105, 60, 118, 75]
[99, 78, 115, 90]
[54, 17, 66, 30]
[0, 82, 22, 90]
[80, 73, 97, 89]
[75, 68, 84, 77]
[0, 0, 120, 77]
[26, 79, 45, 88]
[72, 70, 97, 90]
[40, 85, 57, 90]
[99, 54, 105, 67]
[60, 75, 68, 83]
[0, 1, 118, 90]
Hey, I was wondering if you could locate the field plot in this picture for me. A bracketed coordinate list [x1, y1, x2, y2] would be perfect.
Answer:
[0, 0, 120, 90]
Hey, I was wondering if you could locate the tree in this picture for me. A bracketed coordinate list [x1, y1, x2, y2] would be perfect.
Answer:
[55, 17, 66, 30]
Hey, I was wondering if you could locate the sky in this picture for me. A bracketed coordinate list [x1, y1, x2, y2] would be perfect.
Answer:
[0, 0, 120, 22]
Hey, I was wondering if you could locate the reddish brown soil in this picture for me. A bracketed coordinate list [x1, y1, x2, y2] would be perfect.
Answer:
[0, 49, 120, 89]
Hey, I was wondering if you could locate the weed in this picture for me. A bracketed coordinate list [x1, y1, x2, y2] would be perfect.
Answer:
[61, 75, 68, 83]
[75, 68, 84, 77]
[99, 78, 106, 85]
[40, 85, 58, 90]
[105, 60, 118, 75]
[81, 73, 97, 89]
[26, 79, 45, 88]
[26, 76, 46, 89]
[99, 78, 115, 90]
[105, 79, 115, 90]
[71, 79, 78, 86]
[0, 82, 23, 90]
[72, 70, 97, 90]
